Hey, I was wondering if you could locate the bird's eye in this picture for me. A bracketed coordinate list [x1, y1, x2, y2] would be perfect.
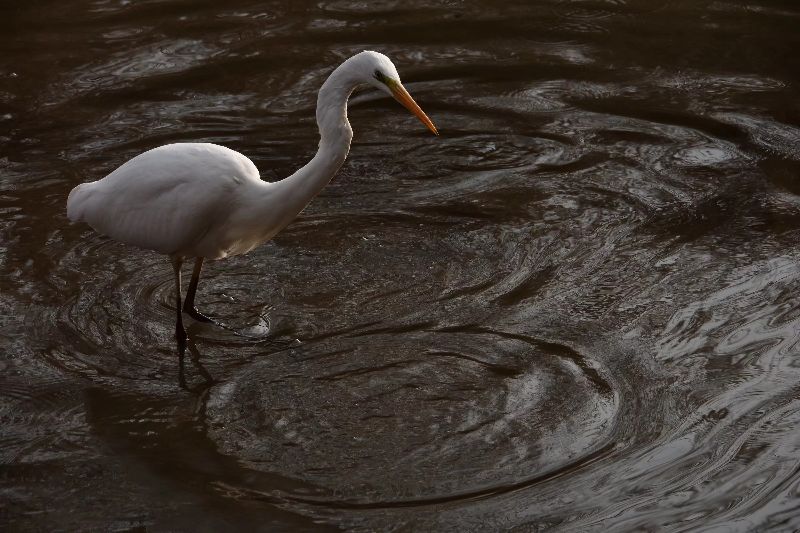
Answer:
[373, 70, 388, 84]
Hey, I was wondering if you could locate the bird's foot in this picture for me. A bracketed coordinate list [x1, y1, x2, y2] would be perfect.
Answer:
[184, 305, 214, 323]
[181, 306, 284, 345]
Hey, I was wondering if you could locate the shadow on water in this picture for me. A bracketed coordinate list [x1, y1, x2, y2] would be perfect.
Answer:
[2, 0, 800, 531]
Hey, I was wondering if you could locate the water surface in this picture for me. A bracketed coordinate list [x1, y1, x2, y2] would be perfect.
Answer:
[2, 0, 800, 530]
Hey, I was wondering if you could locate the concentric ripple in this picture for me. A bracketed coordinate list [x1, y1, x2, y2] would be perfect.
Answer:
[207, 328, 617, 504]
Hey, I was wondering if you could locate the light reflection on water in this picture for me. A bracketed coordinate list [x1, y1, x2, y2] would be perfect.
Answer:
[2, 0, 800, 530]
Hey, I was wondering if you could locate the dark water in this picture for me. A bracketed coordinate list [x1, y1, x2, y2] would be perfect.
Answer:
[2, 0, 800, 530]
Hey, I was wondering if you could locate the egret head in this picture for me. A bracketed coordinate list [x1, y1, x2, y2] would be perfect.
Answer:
[353, 51, 438, 135]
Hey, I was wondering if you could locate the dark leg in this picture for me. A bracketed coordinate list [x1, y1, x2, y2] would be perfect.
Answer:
[171, 256, 187, 352]
[183, 257, 213, 323]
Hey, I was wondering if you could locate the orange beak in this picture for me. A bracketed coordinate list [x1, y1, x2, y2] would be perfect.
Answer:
[389, 81, 439, 135]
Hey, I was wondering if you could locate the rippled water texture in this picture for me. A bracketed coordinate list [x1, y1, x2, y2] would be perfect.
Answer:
[3, 0, 800, 530]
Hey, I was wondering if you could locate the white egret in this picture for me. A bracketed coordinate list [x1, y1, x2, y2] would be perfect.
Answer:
[67, 51, 438, 349]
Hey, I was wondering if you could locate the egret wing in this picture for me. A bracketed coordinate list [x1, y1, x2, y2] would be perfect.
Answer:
[67, 143, 260, 256]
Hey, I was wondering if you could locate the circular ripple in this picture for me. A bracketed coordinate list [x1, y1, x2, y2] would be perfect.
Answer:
[207, 329, 618, 504]
[31, 232, 262, 390]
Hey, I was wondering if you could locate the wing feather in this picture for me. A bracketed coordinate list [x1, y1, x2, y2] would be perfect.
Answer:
[67, 143, 259, 256]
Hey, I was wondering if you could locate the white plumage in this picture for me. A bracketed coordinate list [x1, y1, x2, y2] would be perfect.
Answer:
[68, 143, 264, 258]
[66, 51, 438, 348]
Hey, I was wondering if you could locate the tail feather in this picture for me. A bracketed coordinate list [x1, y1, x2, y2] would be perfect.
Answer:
[66, 183, 90, 222]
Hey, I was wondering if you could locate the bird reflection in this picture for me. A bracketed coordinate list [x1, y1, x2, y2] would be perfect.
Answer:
[178, 326, 214, 392]
[176, 320, 298, 390]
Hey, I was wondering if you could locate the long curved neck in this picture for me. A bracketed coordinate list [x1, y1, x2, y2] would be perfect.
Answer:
[268, 63, 357, 228]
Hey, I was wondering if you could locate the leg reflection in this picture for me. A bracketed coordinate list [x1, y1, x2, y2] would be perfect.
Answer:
[177, 332, 215, 392]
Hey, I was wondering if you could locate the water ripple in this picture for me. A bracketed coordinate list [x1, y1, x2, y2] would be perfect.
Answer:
[207, 328, 618, 505]
[3, 0, 800, 530]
